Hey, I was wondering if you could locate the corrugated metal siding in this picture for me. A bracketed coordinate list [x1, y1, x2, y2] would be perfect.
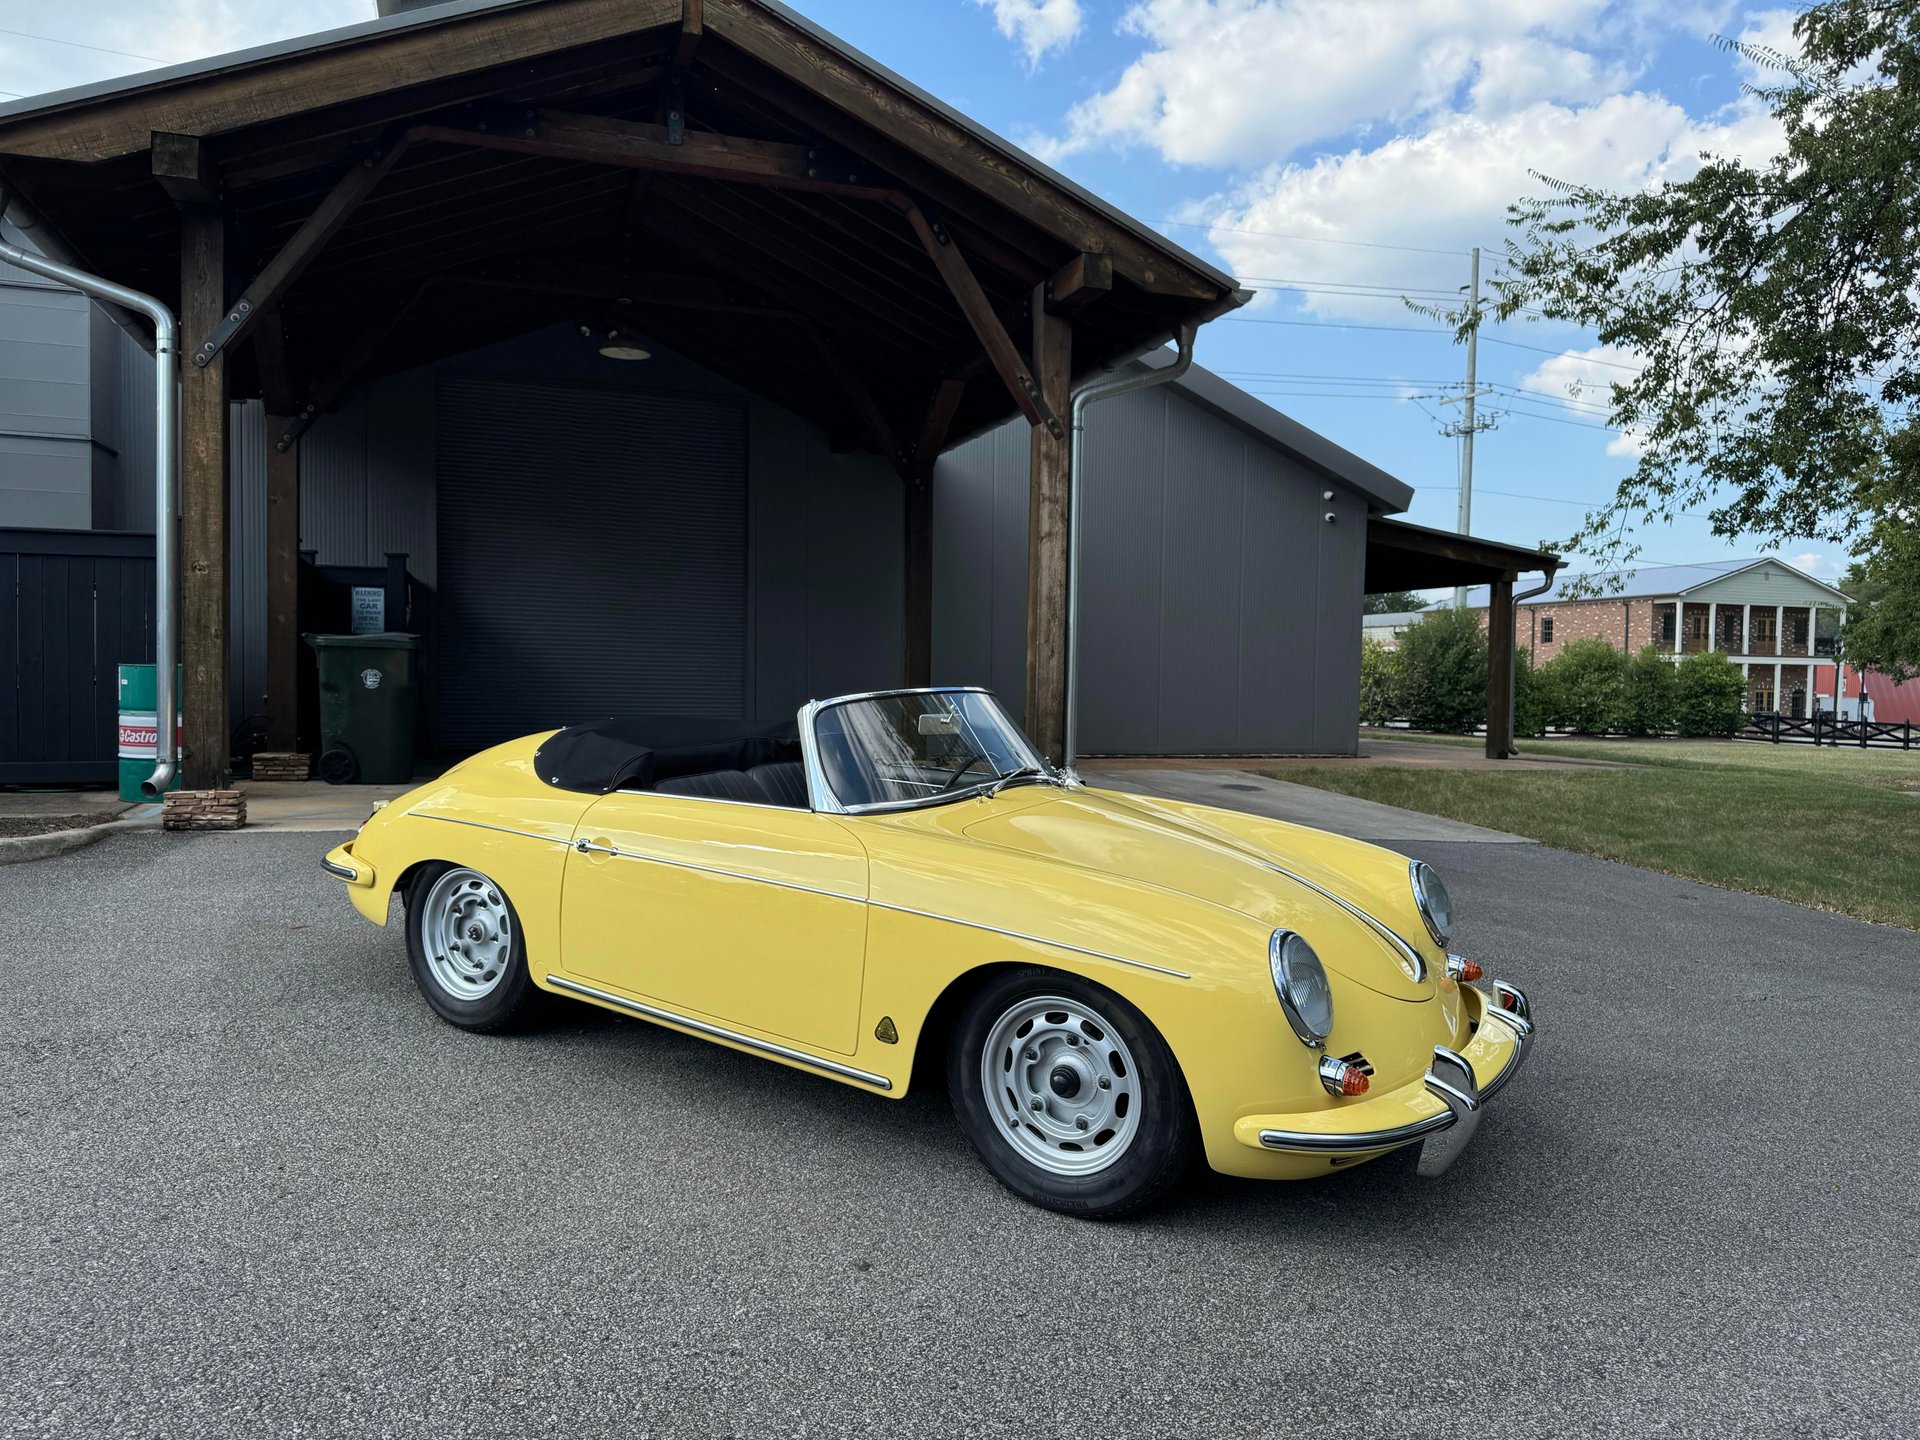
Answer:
[934, 384, 1368, 756]
[433, 374, 750, 748]
[0, 273, 92, 528]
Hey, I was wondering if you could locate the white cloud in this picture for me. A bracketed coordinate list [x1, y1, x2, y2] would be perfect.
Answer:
[1789, 550, 1844, 580]
[1036, 0, 1744, 167]
[973, 0, 1085, 66]
[1522, 344, 1642, 402]
[1188, 90, 1783, 320]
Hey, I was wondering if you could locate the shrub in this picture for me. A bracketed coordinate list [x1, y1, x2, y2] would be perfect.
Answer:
[1397, 606, 1489, 733]
[1543, 638, 1628, 733]
[1513, 647, 1551, 737]
[1617, 644, 1680, 736]
[1359, 636, 1405, 725]
[1674, 650, 1748, 736]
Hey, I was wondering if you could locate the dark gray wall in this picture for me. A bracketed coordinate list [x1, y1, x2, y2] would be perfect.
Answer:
[288, 326, 906, 731]
[933, 382, 1369, 756]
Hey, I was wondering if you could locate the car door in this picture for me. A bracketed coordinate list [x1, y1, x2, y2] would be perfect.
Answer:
[559, 793, 871, 1055]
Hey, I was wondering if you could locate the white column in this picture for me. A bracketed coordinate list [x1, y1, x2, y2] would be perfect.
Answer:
[1774, 661, 1782, 711]
[1671, 599, 1682, 655]
[1776, 604, 1785, 657]
[1709, 601, 1719, 652]
[1742, 603, 1752, 657]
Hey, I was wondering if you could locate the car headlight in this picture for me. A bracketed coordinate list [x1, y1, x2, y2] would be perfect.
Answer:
[1410, 860, 1452, 947]
[1269, 930, 1334, 1048]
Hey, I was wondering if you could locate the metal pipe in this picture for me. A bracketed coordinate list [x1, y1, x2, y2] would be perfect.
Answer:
[0, 184, 180, 795]
[1062, 321, 1200, 774]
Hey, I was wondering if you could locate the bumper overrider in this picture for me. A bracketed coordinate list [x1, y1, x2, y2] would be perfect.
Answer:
[1239, 981, 1536, 1177]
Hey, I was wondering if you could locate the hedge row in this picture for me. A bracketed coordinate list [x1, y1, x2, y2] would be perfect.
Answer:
[1361, 611, 1750, 738]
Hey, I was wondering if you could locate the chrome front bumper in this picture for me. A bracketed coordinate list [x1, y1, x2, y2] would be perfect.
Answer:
[1255, 981, 1535, 1166]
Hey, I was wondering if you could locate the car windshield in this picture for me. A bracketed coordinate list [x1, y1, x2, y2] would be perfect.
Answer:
[811, 690, 1052, 811]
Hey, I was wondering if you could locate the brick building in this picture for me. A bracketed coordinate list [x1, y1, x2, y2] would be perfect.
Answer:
[1455, 557, 1852, 717]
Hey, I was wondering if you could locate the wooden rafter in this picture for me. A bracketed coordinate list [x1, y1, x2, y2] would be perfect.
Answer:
[252, 308, 297, 417]
[798, 320, 907, 474]
[191, 127, 414, 369]
[151, 131, 217, 205]
[914, 378, 968, 470]
[905, 204, 1059, 438]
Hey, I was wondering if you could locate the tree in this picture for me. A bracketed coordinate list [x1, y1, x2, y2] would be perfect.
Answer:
[1618, 645, 1681, 736]
[1358, 637, 1405, 725]
[1363, 591, 1430, 615]
[1397, 608, 1489, 734]
[1513, 647, 1553, 737]
[1543, 638, 1628, 733]
[1840, 519, 1920, 682]
[1673, 651, 1748, 737]
[1497, 0, 1920, 668]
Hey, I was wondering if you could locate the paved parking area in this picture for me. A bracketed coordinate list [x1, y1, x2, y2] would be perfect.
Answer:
[3, 830, 1917, 1439]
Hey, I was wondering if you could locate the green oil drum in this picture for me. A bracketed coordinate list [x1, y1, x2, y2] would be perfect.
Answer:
[117, 664, 183, 802]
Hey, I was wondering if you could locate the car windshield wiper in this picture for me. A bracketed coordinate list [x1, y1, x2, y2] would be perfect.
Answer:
[983, 765, 1057, 798]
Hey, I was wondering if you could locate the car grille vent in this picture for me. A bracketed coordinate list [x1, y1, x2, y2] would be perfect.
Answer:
[1338, 1051, 1374, 1077]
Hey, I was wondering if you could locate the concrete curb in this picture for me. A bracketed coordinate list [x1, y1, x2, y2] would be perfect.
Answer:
[0, 824, 113, 867]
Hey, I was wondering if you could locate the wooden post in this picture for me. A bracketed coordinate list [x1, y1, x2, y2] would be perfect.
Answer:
[264, 422, 301, 752]
[1486, 575, 1516, 759]
[1024, 288, 1071, 761]
[904, 470, 934, 688]
[180, 207, 231, 790]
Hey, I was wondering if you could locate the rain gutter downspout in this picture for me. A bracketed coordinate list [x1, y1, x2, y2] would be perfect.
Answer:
[1061, 287, 1254, 774]
[0, 184, 181, 795]
[1504, 560, 1563, 747]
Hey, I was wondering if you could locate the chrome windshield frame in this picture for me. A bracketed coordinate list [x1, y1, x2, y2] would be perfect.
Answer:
[799, 687, 1053, 816]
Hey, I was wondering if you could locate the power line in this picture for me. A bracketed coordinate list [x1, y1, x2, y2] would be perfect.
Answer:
[0, 25, 167, 63]
[1156, 217, 1471, 258]
[1222, 315, 1454, 336]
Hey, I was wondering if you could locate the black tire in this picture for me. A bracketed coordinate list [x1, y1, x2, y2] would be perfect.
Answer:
[403, 862, 537, 1033]
[948, 967, 1197, 1220]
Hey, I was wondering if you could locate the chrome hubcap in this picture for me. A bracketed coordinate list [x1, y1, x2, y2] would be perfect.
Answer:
[419, 868, 513, 1001]
[981, 995, 1141, 1176]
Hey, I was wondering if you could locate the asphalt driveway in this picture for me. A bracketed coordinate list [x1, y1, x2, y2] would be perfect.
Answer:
[3, 831, 1917, 1438]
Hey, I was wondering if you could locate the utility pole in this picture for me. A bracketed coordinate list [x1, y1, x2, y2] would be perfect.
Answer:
[1441, 245, 1494, 607]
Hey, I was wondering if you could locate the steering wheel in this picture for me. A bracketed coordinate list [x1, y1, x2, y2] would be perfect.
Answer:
[940, 754, 994, 791]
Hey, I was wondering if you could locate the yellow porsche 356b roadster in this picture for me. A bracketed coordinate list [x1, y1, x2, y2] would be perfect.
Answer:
[324, 687, 1533, 1218]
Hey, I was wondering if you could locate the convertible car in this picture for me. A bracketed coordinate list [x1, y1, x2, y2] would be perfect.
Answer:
[324, 687, 1533, 1218]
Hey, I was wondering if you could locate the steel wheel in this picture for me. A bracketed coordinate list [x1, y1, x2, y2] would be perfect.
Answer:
[980, 994, 1142, 1177]
[416, 867, 515, 1002]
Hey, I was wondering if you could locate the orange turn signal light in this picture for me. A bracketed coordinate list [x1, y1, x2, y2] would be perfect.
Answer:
[1337, 1069, 1370, 1097]
[1317, 1055, 1371, 1097]
[1445, 955, 1483, 983]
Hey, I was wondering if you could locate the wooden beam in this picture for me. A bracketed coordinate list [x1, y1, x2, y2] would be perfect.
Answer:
[914, 378, 968, 470]
[253, 309, 297, 417]
[191, 130, 413, 369]
[1486, 576, 1517, 760]
[413, 109, 902, 200]
[0, 0, 681, 162]
[1046, 252, 1112, 313]
[151, 131, 218, 205]
[179, 207, 231, 790]
[278, 275, 444, 450]
[263, 420, 301, 753]
[707, 0, 1222, 300]
[905, 205, 1060, 439]
[674, 0, 706, 68]
[1024, 287, 1072, 764]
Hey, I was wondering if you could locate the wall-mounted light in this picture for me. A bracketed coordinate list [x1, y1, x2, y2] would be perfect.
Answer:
[580, 324, 651, 362]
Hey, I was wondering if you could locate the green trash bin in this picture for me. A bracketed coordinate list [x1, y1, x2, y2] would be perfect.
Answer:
[116, 664, 183, 803]
[304, 633, 420, 785]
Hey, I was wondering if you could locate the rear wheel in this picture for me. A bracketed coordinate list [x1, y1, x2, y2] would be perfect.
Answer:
[404, 863, 536, 1032]
[949, 968, 1196, 1219]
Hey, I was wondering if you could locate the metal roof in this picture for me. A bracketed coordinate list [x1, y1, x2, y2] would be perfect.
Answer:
[1458, 556, 1852, 608]
[0, 0, 1234, 296]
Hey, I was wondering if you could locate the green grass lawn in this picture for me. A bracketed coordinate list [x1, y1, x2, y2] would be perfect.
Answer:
[1288, 736, 1920, 929]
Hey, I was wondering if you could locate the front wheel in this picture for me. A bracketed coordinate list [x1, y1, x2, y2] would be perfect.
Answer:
[949, 968, 1197, 1219]
[404, 862, 537, 1032]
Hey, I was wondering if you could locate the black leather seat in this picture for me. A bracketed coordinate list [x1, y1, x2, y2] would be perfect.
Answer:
[652, 770, 766, 803]
[749, 762, 808, 808]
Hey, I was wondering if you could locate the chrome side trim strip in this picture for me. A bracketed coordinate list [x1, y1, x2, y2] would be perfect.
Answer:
[416, 812, 569, 847]
[545, 976, 892, 1090]
[1263, 861, 1428, 983]
[590, 842, 866, 904]
[868, 901, 1191, 980]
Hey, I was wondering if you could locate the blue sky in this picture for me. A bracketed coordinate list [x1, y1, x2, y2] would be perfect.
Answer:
[0, 0, 1833, 580]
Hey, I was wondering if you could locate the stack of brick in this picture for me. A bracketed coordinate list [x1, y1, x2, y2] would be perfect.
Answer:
[161, 790, 247, 831]
[251, 752, 313, 782]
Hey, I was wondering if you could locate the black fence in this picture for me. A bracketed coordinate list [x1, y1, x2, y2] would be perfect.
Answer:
[0, 529, 156, 785]
[1739, 711, 1915, 750]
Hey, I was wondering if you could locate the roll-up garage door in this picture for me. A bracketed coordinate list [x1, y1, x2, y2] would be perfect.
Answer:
[434, 375, 748, 751]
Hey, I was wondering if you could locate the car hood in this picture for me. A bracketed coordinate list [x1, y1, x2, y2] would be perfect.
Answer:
[961, 787, 1431, 1001]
